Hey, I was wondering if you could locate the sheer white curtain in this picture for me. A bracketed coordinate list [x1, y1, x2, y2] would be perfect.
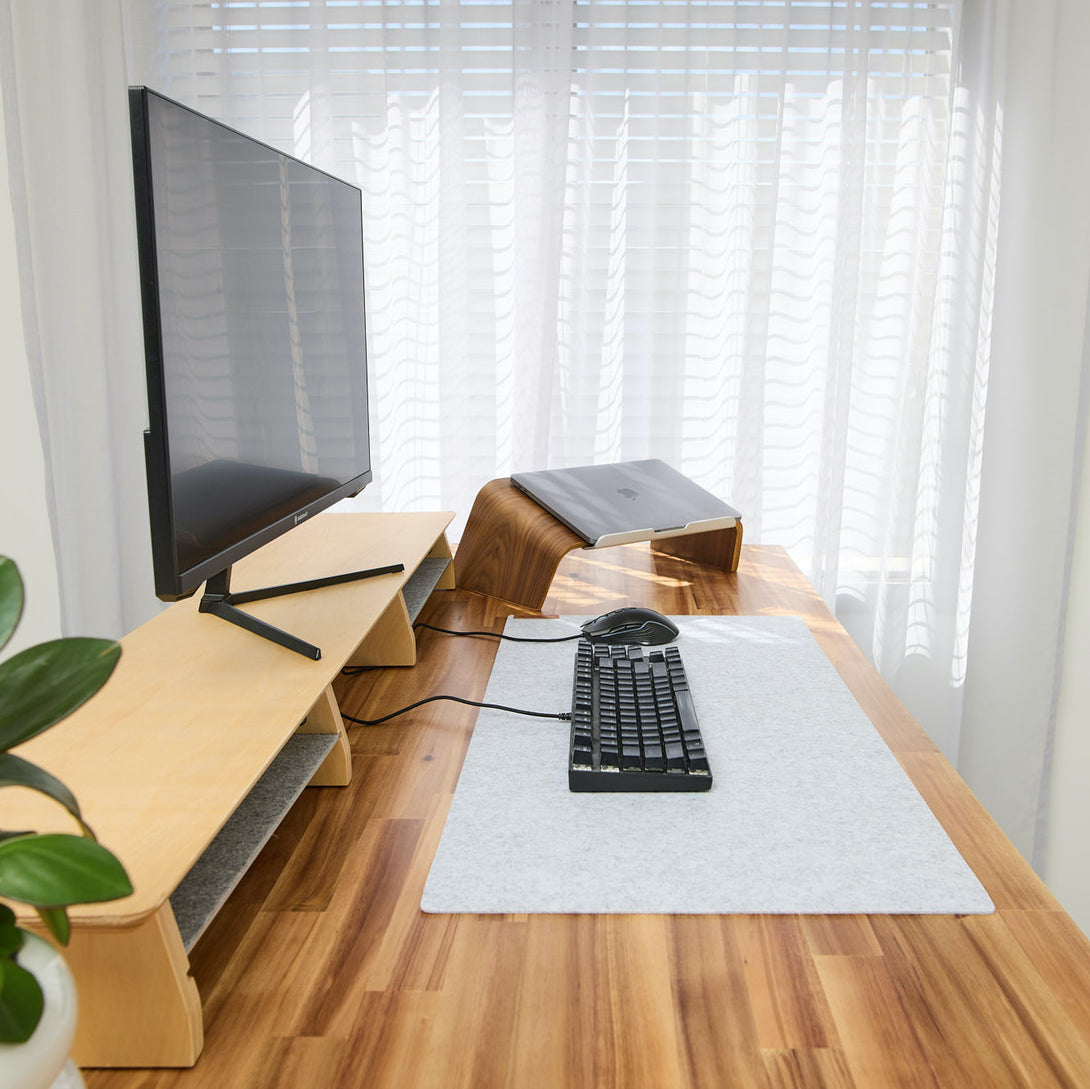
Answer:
[959, 0, 1090, 867]
[0, 0, 153, 639]
[5, 0, 1088, 868]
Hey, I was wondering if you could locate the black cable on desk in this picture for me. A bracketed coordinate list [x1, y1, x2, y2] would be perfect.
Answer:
[340, 623, 580, 676]
[413, 622, 581, 643]
[339, 621, 579, 716]
[341, 694, 570, 726]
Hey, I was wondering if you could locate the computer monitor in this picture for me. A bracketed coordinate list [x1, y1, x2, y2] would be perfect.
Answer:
[130, 87, 397, 658]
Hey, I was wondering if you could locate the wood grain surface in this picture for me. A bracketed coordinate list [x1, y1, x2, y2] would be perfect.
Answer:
[84, 544, 1090, 1088]
[452, 477, 741, 613]
[452, 477, 588, 609]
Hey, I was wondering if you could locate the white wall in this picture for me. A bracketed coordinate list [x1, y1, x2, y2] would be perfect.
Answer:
[1045, 412, 1090, 936]
[0, 99, 62, 657]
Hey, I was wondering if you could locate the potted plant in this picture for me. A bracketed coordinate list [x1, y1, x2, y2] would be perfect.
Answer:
[0, 556, 133, 1087]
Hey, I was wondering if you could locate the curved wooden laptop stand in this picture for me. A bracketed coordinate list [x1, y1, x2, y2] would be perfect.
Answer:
[453, 478, 742, 610]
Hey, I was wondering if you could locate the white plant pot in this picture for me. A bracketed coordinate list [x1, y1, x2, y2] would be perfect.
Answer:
[0, 933, 84, 1089]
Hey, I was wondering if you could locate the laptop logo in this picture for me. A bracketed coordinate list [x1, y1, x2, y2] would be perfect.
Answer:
[618, 488, 639, 501]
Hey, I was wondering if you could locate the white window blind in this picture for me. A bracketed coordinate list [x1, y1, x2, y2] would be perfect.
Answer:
[139, 0, 958, 532]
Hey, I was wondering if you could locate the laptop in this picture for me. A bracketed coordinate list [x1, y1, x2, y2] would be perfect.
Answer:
[510, 459, 741, 547]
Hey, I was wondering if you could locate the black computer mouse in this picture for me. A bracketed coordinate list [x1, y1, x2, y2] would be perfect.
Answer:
[580, 607, 679, 646]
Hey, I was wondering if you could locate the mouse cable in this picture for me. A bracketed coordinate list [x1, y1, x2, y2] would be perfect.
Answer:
[341, 694, 571, 726]
[338, 625, 582, 677]
[413, 622, 582, 643]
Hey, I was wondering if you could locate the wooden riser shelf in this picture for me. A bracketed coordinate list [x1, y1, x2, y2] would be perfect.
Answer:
[168, 552, 453, 954]
[170, 734, 337, 952]
[2, 512, 454, 1068]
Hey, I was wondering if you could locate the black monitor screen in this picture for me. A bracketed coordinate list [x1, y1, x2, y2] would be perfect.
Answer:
[131, 88, 372, 599]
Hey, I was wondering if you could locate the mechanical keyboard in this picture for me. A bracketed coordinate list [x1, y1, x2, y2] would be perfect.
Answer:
[568, 640, 713, 792]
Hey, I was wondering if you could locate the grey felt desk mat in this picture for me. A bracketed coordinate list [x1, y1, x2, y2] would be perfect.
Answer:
[421, 616, 994, 915]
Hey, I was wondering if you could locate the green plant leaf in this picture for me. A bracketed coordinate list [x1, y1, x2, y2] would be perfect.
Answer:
[0, 921, 23, 957]
[0, 950, 44, 1043]
[0, 753, 92, 837]
[35, 906, 69, 946]
[0, 638, 121, 752]
[0, 903, 14, 928]
[0, 834, 132, 909]
[0, 558, 23, 653]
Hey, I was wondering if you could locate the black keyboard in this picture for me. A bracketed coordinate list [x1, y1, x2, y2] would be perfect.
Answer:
[568, 640, 712, 792]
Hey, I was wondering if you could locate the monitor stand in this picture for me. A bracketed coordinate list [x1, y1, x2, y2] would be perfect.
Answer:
[198, 562, 405, 659]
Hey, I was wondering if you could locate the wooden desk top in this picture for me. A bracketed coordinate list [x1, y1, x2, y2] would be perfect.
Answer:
[85, 543, 1090, 1088]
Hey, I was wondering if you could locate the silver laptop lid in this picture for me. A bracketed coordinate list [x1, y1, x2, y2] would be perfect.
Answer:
[511, 459, 740, 547]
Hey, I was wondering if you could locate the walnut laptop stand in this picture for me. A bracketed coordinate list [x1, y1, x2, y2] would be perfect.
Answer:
[453, 477, 742, 610]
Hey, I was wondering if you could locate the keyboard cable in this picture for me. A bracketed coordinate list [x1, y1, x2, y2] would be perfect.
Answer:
[341, 695, 571, 727]
[339, 623, 579, 723]
[340, 623, 581, 677]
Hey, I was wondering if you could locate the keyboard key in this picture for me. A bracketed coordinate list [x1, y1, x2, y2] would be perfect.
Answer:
[643, 744, 664, 771]
[664, 741, 686, 769]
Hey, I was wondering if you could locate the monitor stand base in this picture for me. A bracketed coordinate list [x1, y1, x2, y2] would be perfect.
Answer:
[198, 562, 405, 659]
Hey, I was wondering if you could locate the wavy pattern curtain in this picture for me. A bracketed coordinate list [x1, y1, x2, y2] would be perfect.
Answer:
[125, 0, 997, 763]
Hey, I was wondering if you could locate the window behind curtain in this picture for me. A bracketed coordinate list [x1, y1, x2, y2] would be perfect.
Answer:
[142, 0, 959, 553]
